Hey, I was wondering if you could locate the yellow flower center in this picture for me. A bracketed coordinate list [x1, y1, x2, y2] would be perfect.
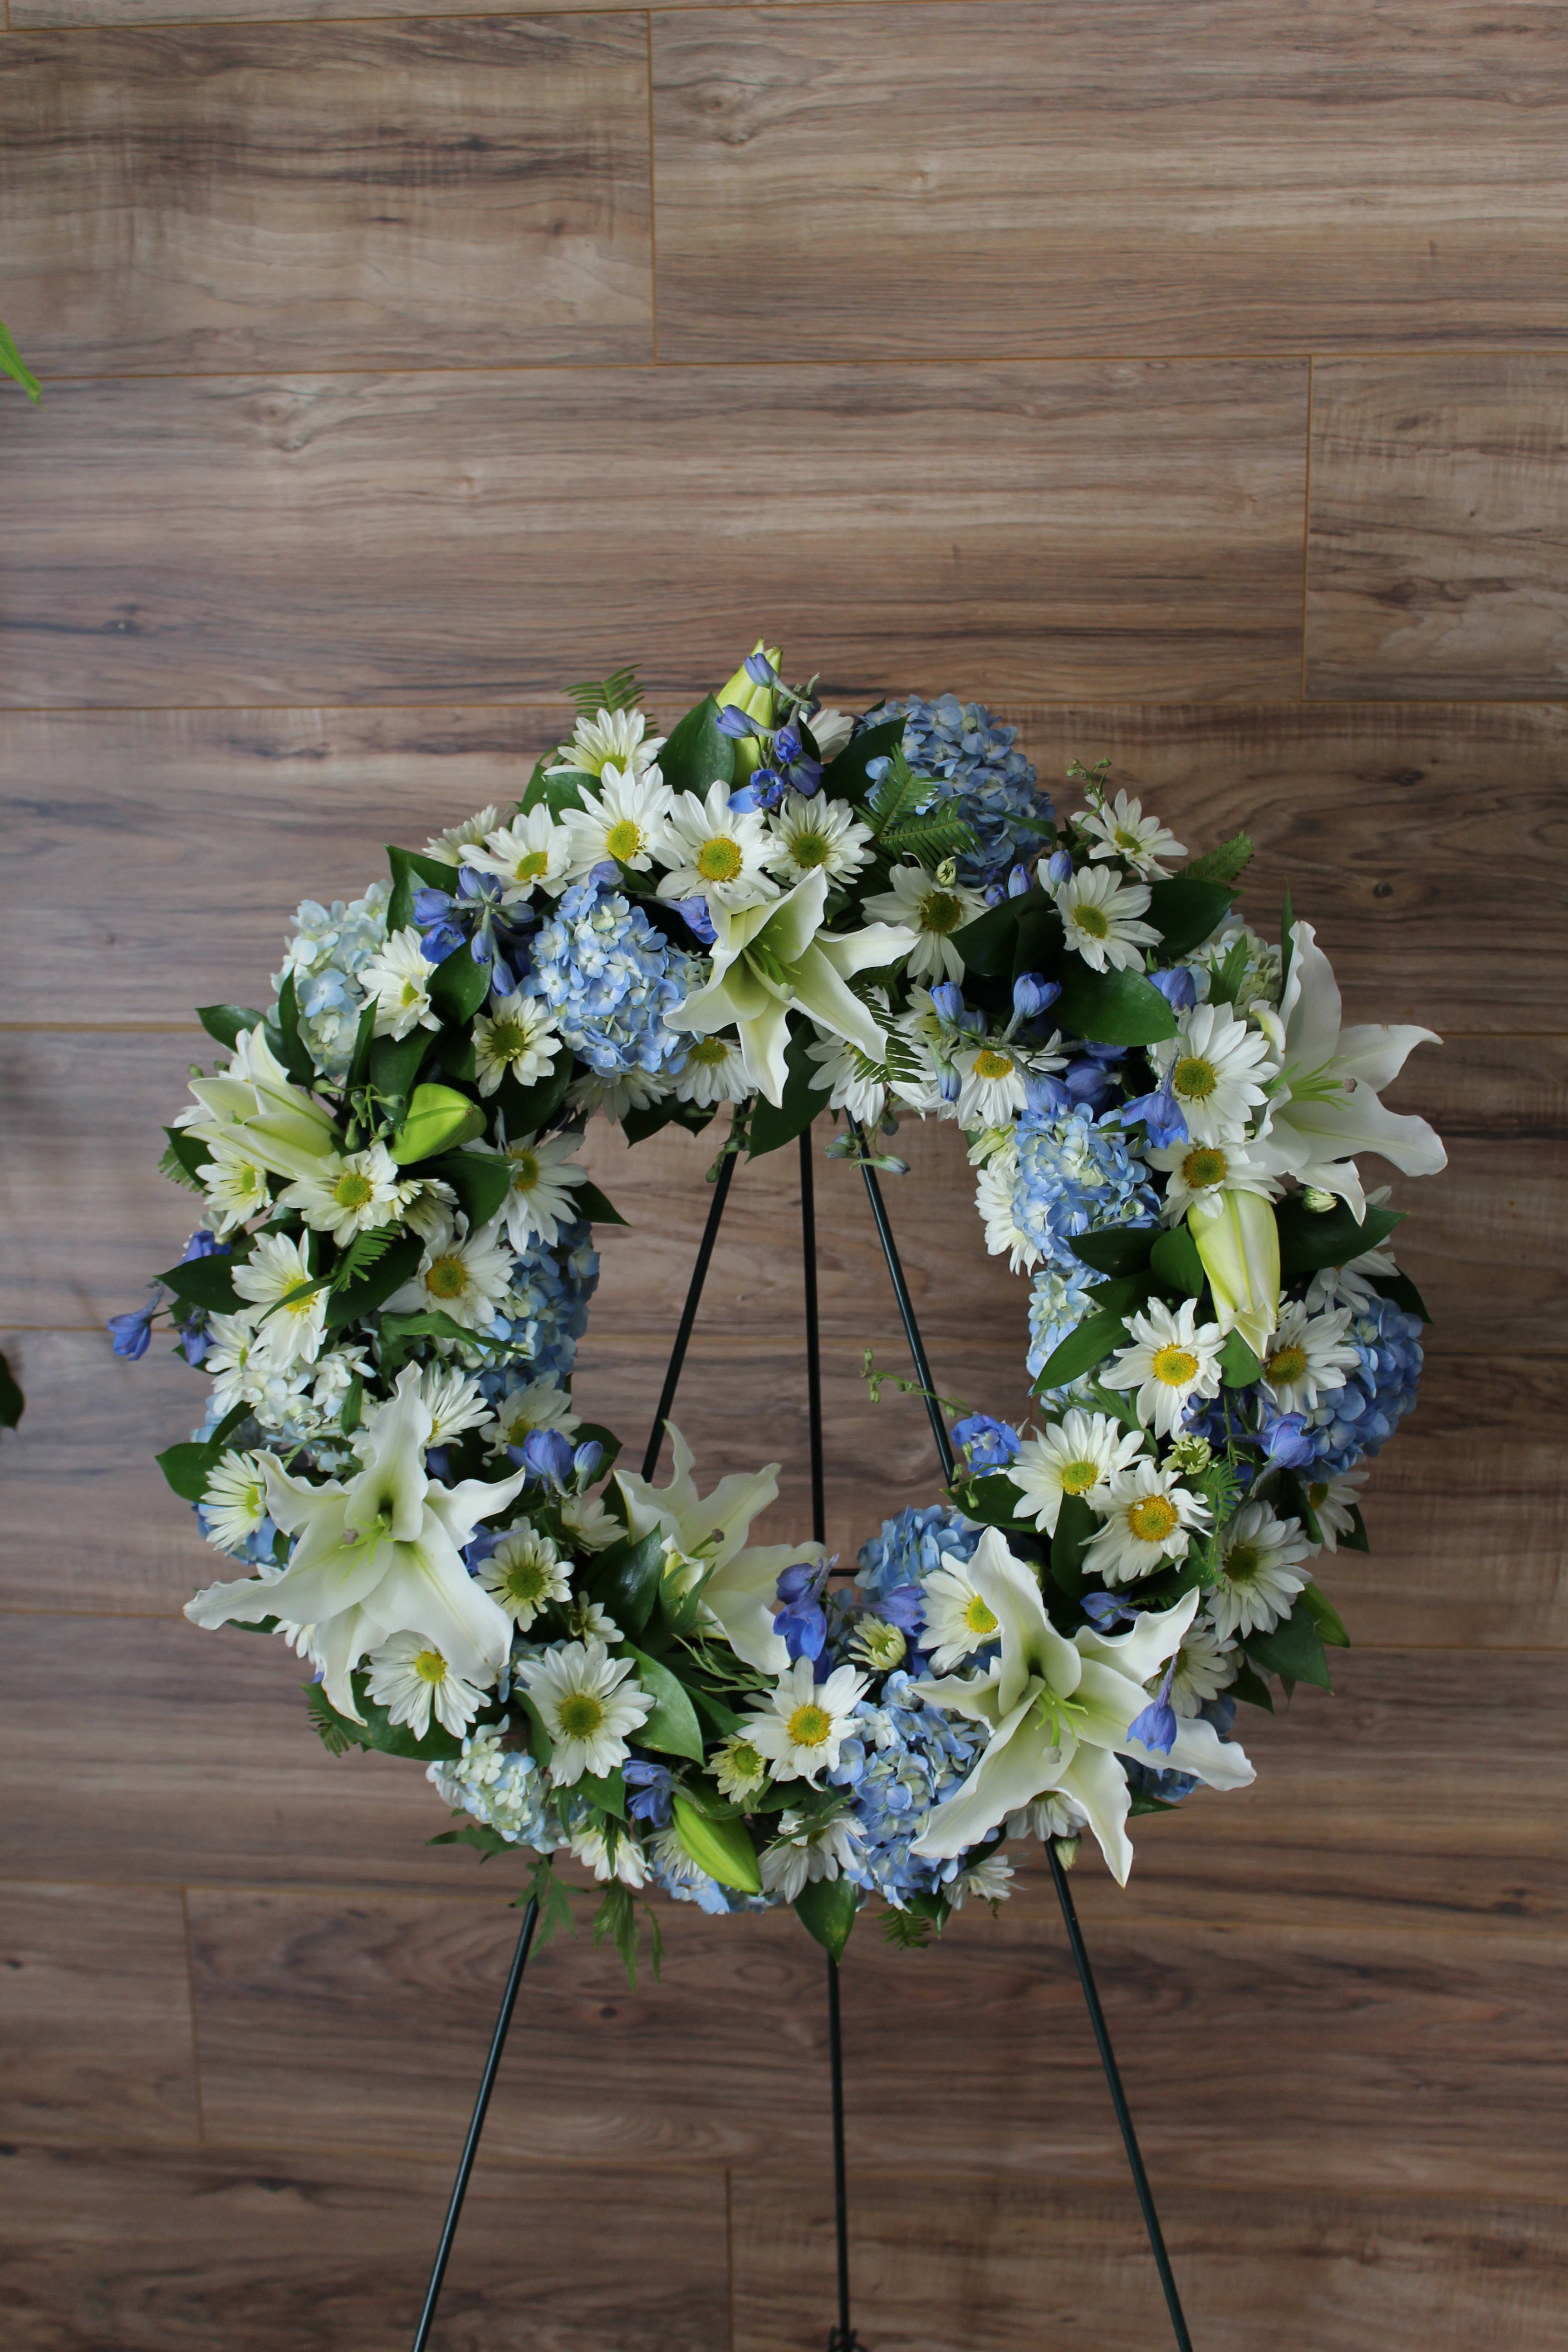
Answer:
[503, 1557, 549, 1607]
[1114, 826, 1142, 852]
[920, 890, 964, 936]
[557, 1692, 606, 1738]
[1061, 1458, 1100, 1494]
[604, 818, 643, 862]
[1225, 1541, 1262, 1584]
[1266, 1343, 1308, 1384]
[488, 1019, 526, 1061]
[974, 1049, 1014, 1080]
[413, 1647, 447, 1687]
[726, 1739, 765, 1783]
[789, 832, 831, 868]
[1073, 903, 1110, 940]
[1151, 1343, 1200, 1388]
[400, 979, 422, 1008]
[697, 836, 744, 883]
[1307, 1481, 1328, 1510]
[333, 1170, 376, 1210]
[1173, 1054, 1217, 1102]
[690, 1036, 733, 1066]
[786, 1702, 833, 1749]
[962, 1594, 999, 1638]
[1182, 1146, 1227, 1188]
[426, 1255, 468, 1301]
[1127, 1493, 1180, 1544]
[509, 1150, 541, 1191]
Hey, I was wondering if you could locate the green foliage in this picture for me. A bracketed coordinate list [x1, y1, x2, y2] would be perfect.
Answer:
[622, 1647, 706, 1764]
[322, 1233, 423, 1333]
[1299, 1581, 1351, 1649]
[1145, 876, 1239, 958]
[1201, 932, 1254, 1009]
[1226, 1657, 1275, 1712]
[594, 1880, 664, 1987]
[272, 972, 318, 1088]
[427, 940, 493, 1027]
[0, 1349, 22, 1433]
[659, 695, 736, 797]
[1275, 1196, 1404, 1276]
[497, 1054, 573, 1138]
[305, 1684, 363, 1756]
[385, 843, 456, 936]
[331, 1225, 400, 1294]
[159, 1127, 208, 1194]
[1150, 1222, 1206, 1298]
[794, 1872, 859, 1962]
[1370, 1269, 1432, 1323]
[154, 1253, 241, 1313]
[748, 1020, 831, 1160]
[196, 1003, 265, 1051]
[1069, 1225, 1156, 1277]
[1342, 1503, 1371, 1555]
[367, 1026, 433, 1119]
[819, 712, 905, 801]
[1183, 830, 1254, 887]
[881, 808, 977, 864]
[590, 1527, 664, 1639]
[568, 666, 642, 721]
[949, 892, 1027, 978]
[1053, 961, 1180, 1048]
[881, 1891, 950, 1950]
[672, 1793, 763, 1893]
[0, 319, 42, 403]
[1243, 1607, 1333, 1693]
[1034, 1307, 1128, 1392]
[422, 1149, 511, 1230]
[572, 1179, 628, 1228]
[345, 1671, 466, 1759]
[1218, 1330, 1262, 1389]
[578, 1766, 628, 1820]
[950, 1473, 1034, 1536]
[863, 745, 928, 837]
[1048, 1492, 1096, 1601]
[428, 1821, 515, 1863]
[523, 1856, 577, 1947]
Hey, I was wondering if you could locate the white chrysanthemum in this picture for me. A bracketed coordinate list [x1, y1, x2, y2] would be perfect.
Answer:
[805, 706, 854, 762]
[200, 1450, 270, 1553]
[361, 1362, 493, 1454]
[397, 1175, 459, 1244]
[358, 926, 441, 1042]
[1302, 1466, 1367, 1551]
[921, 1556, 1004, 1674]
[461, 808, 571, 904]
[1051, 864, 1159, 974]
[425, 805, 503, 866]
[478, 1527, 570, 1629]
[766, 792, 874, 886]
[1083, 1459, 1212, 1586]
[657, 782, 779, 910]
[674, 1032, 751, 1108]
[1260, 1300, 1360, 1415]
[565, 1596, 622, 1644]
[571, 1823, 650, 1887]
[1164, 1616, 1239, 1717]
[1077, 790, 1186, 881]
[1149, 1001, 1277, 1148]
[1145, 1135, 1281, 1226]
[952, 1038, 1057, 1129]
[518, 1638, 652, 1785]
[759, 1807, 864, 1901]
[948, 1852, 1016, 1911]
[365, 1631, 490, 1740]
[1011, 1411, 1145, 1536]
[197, 1133, 271, 1238]
[279, 1142, 406, 1246]
[1105, 1298, 1225, 1440]
[974, 1141, 1038, 1272]
[714, 1733, 770, 1801]
[232, 1232, 326, 1371]
[382, 1211, 512, 1332]
[1005, 1791, 1089, 1842]
[559, 1491, 622, 1552]
[862, 863, 986, 983]
[562, 762, 674, 879]
[746, 1658, 868, 1786]
[848, 1616, 907, 1672]
[471, 992, 562, 1098]
[488, 1375, 581, 1460]
[548, 706, 666, 784]
[202, 1311, 264, 1415]
[490, 1127, 588, 1252]
[1206, 1501, 1314, 1639]
[567, 1067, 673, 1125]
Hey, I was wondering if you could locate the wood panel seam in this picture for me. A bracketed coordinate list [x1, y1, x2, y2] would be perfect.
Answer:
[179, 1884, 208, 2147]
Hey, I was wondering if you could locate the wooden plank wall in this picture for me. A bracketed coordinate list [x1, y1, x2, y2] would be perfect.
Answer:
[1, 5, 1564, 2346]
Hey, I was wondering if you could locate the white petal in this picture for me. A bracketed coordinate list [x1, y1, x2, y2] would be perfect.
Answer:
[910, 1696, 1067, 1860]
[1074, 1588, 1199, 1685]
[1056, 1744, 1134, 1886]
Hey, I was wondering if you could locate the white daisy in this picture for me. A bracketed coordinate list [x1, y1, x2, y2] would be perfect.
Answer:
[1083, 1459, 1212, 1587]
[759, 1808, 865, 1901]
[952, 1038, 1059, 1130]
[478, 1527, 570, 1629]
[472, 992, 562, 1098]
[460, 808, 571, 904]
[425, 805, 502, 866]
[804, 706, 854, 762]
[1206, 1501, 1314, 1639]
[766, 793, 875, 886]
[201, 1310, 264, 1416]
[278, 1142, 405, 1246]
[397, 1175, 459, 1244]
[559, 1490, 623, 1552]
[862, 864, 986, 983]
[566, 1596, 622, 1643]
[365, 1631, 490, 1741]
[1011, 1410, 1145, 1536]
[361, 1362, 493, 1453]
[921, 1556, 1005, 1674]
[549, 706, 666, 784]
[1149, 1002, 1277, 1148]
[1260, 1301, 1360, 1415]
[1077, 789, 1186, 881]
[746, 1658, 869, 1786]
[517, 1637, 652, 1785]
[490, 1127, 588, 1251]
[567, 1067, 673, 1125]
[948, 1852, 1016, 1911]
[199, 1450, 271, 1553]
[488, 1375, 581, 1460]
[1145, 1134, 1281, 1226]
[1105, 1298, 1225, 1440]
[1302, 1466, 1367, 1552]
[848, 1616, 908, 1672]
[197, 1133, 271, 1238]
[571, 1823, 649, 1887]
[232, 1232, 326, 1371]
[1164, 1617, 1238, 1717]
[382, 1210, 512, 1333]
[674, 1032, 751, 1108]
[1004, 1792, 1089, 1842]
[657, 782, 779, 911]
[713, 1733, 770, 1801]
[1303, 1188, 1401, 1313]
[804, 1030, 890, 1124]
[1050, 863, 1160, 974]
[974, 1142, 1038, 1272]
[358, 926, 441, 1042]
[561, 762, 674, 880]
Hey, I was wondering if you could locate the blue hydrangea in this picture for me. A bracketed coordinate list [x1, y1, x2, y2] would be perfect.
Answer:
[856, 1503, 983, 1606]
[496, 1219, 599, 1382]
[828, 1672, 988, 1906]
[1305, 1294, 1424, 1475]
[523, 879, 699, 1081]
[872, 694, 1054, 890]
[1012, 1108, 1159, 1271]
[1026, 1259, 1102, 1383]
[273, 882, 390, 1081]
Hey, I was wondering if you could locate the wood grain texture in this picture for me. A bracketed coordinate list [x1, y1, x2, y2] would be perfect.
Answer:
[186, 1878, 1568, 2193]
[652, 2, 1568, 361]
[1306, 358, 1568, 697]
[0, 362, 1308, 706]
[733, 2170, 1568, 2352]
[0, 20, 653, 376]
[5, 699, 1566, 1033]
[0, 1884, 200, 2149]
[0, 2140, 730, 2352]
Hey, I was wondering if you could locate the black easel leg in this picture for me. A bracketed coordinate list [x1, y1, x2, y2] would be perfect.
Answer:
[825, 1942, 859, 2352]
[849, 1119, 1194, 2351]
[411, 1897, 540, 2352]
[642, 1120, 744, 1481]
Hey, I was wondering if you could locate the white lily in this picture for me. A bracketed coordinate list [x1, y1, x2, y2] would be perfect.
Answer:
[911, 1529, 1253, 1884]
[615, 1423, 817, 1674]
[1190, 1187, 1281, 1357]
[667, 870, 917, 1107]
[176, 1024, 342, 1182]
[184, 1367, 524, 1721]
[1252, 921, 1446, 1217]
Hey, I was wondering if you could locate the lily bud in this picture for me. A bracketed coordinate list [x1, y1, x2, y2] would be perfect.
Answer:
[1052, 1835, 1080, 1871]
[1190, 1190, 1279, 1358]
[713, 640, 782, 781]
[388, 1083, 487, 1166]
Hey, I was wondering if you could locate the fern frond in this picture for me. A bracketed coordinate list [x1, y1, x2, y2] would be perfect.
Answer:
[1185, 830, 1254, 886]
[881, 811, 978, 865]
[568, 667, 643, 721]
[864, 747, 930, 837]
[157, 1140, 205, 1195]
[330, 1224, 397, 1294]
[304, 1682, 359, 1757]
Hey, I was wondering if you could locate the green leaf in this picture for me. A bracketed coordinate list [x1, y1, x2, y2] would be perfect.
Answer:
[820, 712, 905, 801]
[570, 1419, 622, 1482]
[429, 1822, 514, 1862]
[593, 1881, 662, 1988]
[304, 1682, 367, 1756]
[949, 893, 1024, 979]
[1035, 1308, 1128, 1392]
[386, 843, 457, 936]
[377, 1308, 503, 1353]
[368, 1027, 433, 1115]
[672, 1793, 762, 1893]
[1011, 897, 1065, 979]
[1150, 1222, 1206, 1298]
[794, 1873, 859, 1962]
[1053, 961, 1179, 1048]
[1069, 1226, 1156, 1277]
[620, 1098, 682, 1147]
[322, 1233, 423, 1332]
[161, 1125, 211, 1190]
[572, 1179, 628, 1228]
[496, 1053, 573, 1139]
[577, 1767, 627, 1820]
[346, 1001, 377, 1095]
[0, 318, 43, 403]
[339, 1372, 364, 1436]
[1299, 1581, 1351, 1649]
[1370, 1269, 1432, 1323]
[274, 973, 318, 1087]
[659, 696, 736, 797]
[1202, 932, 1254, 1009]
[424, 1149, 511, 1230]
[881, 809, 977, 864]
[0, 1349, 23, 1432]
[1128, 1790, 1180, 1818]
[569, 666, 643, 722]
[688, 1684, 747, 1741]
[196, 1003, 265, 1052]
[1275, 1196, 1404, 1276]
[622, 1646, 706, 1764]
[427, 939, 493, 1027]
[1342, 1503, 1371, 1555]
[749, 1021, 831, 1159]
[1218, 1330, 1262, 1388]
[524, 1855, 577, 1947]
[1227, 1658, 1275, 1712]
[1145, 877, 1239, 959]
[1049, 1492, 1096, 1600]
[518, 756, 552, 815]
[951, 1474, 1033, 1534]
[590, 1527, 665, 1638]
[389, 1082, 486, 1166]
[154, 1253, 240, 1313]
[348, 1671, 466, 1759]
[1243, 1609, 1333, 1692]
[156, 1441, 221, 1503]
[1083, 1271, 1153, 1317]
[1183, 831, 1254, 887]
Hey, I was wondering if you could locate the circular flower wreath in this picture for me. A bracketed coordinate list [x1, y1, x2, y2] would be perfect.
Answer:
[112, 646, 1446, 1975]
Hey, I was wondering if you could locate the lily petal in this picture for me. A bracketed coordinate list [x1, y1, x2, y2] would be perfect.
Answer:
[1074, 1589, 1200, 1685]
[910, 1690, 1068, 1860]
[1056, 1743, 1135, 1886]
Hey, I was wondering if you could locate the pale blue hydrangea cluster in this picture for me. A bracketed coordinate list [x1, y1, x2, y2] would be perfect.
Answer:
[1011, 1110, 1158, 1382]
[877, 694, 1053, 891]
[523, 879, 699, 1082]
[855, 1501, 983, 1605]
[1026, 1259, 1103, 1384]
[829, 1674, 987, 1906]
[492, 1221, 599, 1383]
[274, 883, 391, 1081]
[429, 1720, 557, 1850]
[1305, 1295, 1424, 1475]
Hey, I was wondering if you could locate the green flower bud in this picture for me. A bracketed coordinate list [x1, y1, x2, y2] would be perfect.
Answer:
[388, 1083, 486, 1166]
[714, 640, 781, 781]
[672, 1791, 763, 1894]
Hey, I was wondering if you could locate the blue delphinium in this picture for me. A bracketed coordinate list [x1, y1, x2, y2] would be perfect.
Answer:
[872, 694, 1054, 891]
[1305, 1294, 1424, 1475]
[523, 878, 698, 1083]
[828, 1672, 988, 1907]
